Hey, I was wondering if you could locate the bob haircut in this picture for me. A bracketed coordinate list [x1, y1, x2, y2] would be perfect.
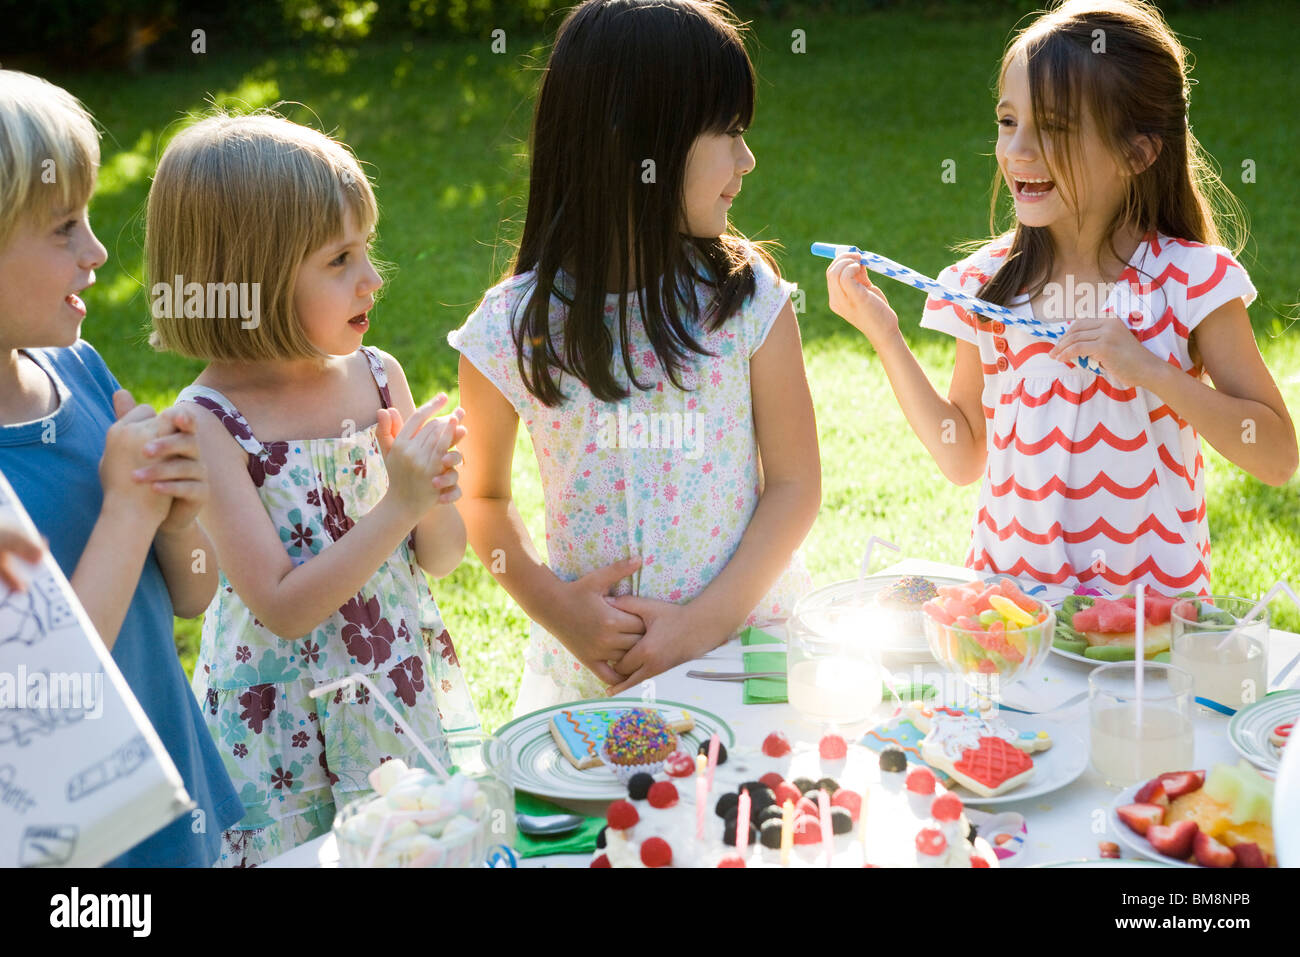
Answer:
[511, 0, 774, 407]
[0, 70, 99, 250]
[148, 111, 377, 362]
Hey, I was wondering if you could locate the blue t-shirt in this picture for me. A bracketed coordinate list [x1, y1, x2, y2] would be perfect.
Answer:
[0, 341, 242, 866]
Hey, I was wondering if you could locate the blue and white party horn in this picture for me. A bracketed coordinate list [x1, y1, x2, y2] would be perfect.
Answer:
[812, 242, 1100, 373]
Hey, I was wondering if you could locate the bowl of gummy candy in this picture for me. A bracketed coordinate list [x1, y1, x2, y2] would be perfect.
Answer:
[921, 579, 1056, 691]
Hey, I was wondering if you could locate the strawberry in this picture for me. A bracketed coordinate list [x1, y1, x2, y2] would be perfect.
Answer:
[1231, 842, 1268, 869]
[1134, 778, 1170, 808]
[1193, 831, 1236, 868]
[1117, 803, 1166, 836]
[1157, 770, 1205, 799]
[1147, 820, 1198, 859]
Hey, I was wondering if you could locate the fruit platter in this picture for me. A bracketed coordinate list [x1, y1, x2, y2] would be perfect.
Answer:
[1051, 591, 1234, 664]
[1111, 762, 1276, 868]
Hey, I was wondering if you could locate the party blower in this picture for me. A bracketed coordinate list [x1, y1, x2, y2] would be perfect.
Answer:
[810, 243, 1101, 374]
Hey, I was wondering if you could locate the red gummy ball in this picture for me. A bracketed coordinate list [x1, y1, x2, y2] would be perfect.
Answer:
[665, 751, 695, 778]
[793, 814, 822, 845]
[641, 837, 672, 867]
[774, 782, 802, 807]
[931, 792, 963, 822]
[795, 795, 820, 819]
[591, 854, 611, 868]
[759, 771, 785, 791]
[830, 789, 862, 821]
[606, 799, 639, 830]
[915, 827, 947, 857]
[819, 734, 848, 760]
[717, 855, 747, 868]
[906, 767, 936, 795]
[970, 855, 991, 868]
[647, 781, 679, 809]
[762, 731, 792, 757]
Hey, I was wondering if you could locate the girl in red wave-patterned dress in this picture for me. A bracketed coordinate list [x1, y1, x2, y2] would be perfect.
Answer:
[827, 0, 1296, 595]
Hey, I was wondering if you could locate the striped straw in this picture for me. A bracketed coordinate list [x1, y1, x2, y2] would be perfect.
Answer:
[812, 243, 1102, 374]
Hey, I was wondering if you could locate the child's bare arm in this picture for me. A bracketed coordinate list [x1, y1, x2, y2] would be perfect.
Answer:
[606, 299, 820, 692]
[456, 355, 643, 687]
[190, 396, 453, 639]
[827, 253, 987, 484]
[1051, 299, 1297, 486]
[0, 521, 43, 592]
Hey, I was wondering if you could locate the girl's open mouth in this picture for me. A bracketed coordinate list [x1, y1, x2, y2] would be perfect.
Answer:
[65, 293, 86, 317]
[1014, 178, 1056, 201]
[348, 312, 369, 331]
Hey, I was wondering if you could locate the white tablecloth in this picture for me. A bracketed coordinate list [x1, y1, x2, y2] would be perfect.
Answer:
[266, 559, 1300, 868]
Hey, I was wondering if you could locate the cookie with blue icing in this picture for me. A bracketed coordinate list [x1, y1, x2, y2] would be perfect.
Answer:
[550, 707, 695, 770]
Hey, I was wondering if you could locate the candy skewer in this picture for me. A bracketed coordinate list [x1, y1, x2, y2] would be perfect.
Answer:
[705, 733, 721, 793]
[818, 788, 834, 867]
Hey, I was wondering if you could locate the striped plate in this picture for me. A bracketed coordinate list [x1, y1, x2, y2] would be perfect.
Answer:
[495, 698, 735, 802]
[1228, 690, 1300, 772]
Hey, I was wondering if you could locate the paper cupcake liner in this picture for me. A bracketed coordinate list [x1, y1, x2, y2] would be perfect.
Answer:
[599, 740, 672, 784]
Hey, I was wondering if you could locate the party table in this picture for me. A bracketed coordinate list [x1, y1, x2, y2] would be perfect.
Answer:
[265, 559, 1300, 868]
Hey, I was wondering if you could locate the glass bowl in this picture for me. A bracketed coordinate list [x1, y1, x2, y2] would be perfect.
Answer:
[922, 595, 1056, 698]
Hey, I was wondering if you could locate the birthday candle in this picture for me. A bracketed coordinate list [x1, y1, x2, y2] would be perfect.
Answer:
[696, 763, 707, 839]
[736, 787, 752, 857]
[818, 789, 833, 867]
[705, 733, 721, 793]
[780, 799, 793, 867]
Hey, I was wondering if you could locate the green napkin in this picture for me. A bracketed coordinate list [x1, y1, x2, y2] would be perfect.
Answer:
[740, 625, 784, 646]
[742, 650, 789, 704]
[513, 791, 604, 859]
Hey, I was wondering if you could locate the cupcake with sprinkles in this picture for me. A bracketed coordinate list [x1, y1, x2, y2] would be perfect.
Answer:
[873, 576, 938, 643]
[600, 710, 680, 782]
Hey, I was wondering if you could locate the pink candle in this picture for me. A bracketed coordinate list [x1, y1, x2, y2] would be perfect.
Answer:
[736, 787, 752, 857]
[705, 733, 721, 792]
[696, 767, 708, 839]
[818, 789, 833, 867]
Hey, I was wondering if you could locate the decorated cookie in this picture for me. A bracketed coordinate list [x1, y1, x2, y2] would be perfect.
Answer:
[915, 703, 1047, 798]
[549, 707, 694, 770]
[909, 702, 1052, 754]
[861, 708, 954, 785]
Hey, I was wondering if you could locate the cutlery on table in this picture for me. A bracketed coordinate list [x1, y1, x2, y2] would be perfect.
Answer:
[515, 812, 585, 837]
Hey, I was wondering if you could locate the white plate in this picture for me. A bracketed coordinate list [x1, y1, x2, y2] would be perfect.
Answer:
[1108, 783, 1198, 868]
[1034, 858, 1176, 868]
[950, 716, 1089, 806]
[1228, 691, 1299, 772]
[495, 698, 734, 802]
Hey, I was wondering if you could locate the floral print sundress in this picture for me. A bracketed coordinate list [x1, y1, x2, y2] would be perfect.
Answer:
[178, 347, 479, 867]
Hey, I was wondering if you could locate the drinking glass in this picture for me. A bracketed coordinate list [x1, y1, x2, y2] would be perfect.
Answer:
[1088, 662, 1194, 787]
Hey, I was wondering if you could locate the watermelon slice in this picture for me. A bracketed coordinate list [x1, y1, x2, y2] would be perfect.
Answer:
[1097, 599, 1138, 632]
[1072, 605, 1101, 632]
[1144, 595, 1177, 625]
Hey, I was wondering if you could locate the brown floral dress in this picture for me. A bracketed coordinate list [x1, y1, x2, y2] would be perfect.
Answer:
[179, 347, 480, 867]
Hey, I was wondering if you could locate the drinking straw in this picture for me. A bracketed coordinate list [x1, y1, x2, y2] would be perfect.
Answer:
[1134, 584, 1146, 742]
[736, 788, 752, 857]
[811, 242, 1101, 373]
[705, 733, 721, 793]
[818, 789, 833, 867]
[780, 800, 794, 867]
[1214, 581, 1298, 652]
[310, 673, 449, 779]
[859, 535, 900, 585]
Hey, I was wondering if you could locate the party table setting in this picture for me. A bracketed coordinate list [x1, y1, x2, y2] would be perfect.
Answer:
[266, 554, 1300, 869]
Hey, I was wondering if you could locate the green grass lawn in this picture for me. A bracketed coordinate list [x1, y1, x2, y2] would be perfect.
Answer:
[44, 2, 1300, 732]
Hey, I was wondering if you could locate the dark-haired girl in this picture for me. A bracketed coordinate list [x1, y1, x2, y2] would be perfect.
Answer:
[451, 0, 818, 710]
[827, 0, 1295, 595]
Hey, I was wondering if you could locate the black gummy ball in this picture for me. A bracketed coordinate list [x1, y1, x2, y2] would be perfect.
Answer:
[830, 807, 854, 835]
[756, 805, 784, 826]
[627, 773, 654, 800]
[723, 820, 759, 847]
[878, 746, 908, 773]
[816, 777, 840, 795]
[596, 825, 607, 849]
[715, 792, 740, 819]
[760, 818, 784, 849]
[792, 777, 818, 794]
[698, 740, 729, 766]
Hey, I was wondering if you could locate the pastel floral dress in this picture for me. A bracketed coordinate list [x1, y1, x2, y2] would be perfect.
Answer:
[449, 247, 813, 714]
[178, 347, 479, 867]
[921, 233, 1256, 595]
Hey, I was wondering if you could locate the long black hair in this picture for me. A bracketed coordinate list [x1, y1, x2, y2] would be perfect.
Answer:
[511, 0, 773, 406]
